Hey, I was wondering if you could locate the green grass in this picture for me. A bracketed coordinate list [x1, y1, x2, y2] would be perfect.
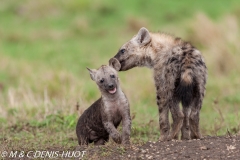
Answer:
[1, 0, 240, 151]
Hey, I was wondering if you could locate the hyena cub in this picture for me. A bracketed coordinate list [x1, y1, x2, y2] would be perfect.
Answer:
[76, 58, 131, 145]
[112, 27, 207, 141]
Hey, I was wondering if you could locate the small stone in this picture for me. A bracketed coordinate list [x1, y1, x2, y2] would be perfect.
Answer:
[200, 146, 209, 150]
[141, 149, 147, 154]
[128, 155, 131, 158]
[148, 156, 153, 159]
[227, 145, 236, 150]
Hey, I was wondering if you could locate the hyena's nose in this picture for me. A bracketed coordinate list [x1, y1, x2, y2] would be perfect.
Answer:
[108, 84, 114, 89]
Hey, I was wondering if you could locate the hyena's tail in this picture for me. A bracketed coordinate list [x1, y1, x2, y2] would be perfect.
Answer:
[176, 69, 197, 107]
[175, 48, 199, 107]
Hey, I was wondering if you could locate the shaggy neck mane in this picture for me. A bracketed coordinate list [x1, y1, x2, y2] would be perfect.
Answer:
[140, 32, 184, 67]
[150, 32, 182, 50]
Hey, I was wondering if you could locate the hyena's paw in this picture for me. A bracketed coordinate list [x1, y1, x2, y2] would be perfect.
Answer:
[181, 128, 191, 140]
[111, 132, 122, 144]
[190, 131, 202, 140]
[181, 131, 191, 140]
[166, 134, 176, 141]
[181, 135, 191, 140]
[159, 134, 169, 141]
[166, 133, 180, 141]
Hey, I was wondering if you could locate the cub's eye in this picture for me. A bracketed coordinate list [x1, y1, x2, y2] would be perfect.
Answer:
[120, 49, 125, 54]
[100, 79, 104, 83]
[110, 75, 115, 78]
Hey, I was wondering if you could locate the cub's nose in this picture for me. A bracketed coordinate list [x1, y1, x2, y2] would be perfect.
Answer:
[108, 84, 114, 89]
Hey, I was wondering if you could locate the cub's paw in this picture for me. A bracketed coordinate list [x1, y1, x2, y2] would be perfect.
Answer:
[111, 132, 122, 144]
[122, 138, 130, 145]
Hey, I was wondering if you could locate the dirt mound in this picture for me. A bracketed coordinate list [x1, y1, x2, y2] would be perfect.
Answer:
[84, 135, 240, 160]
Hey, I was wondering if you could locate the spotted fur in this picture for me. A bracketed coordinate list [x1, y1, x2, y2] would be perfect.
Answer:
[112, 27, 207, 141]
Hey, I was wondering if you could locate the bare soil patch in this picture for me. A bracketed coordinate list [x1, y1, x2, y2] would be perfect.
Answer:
[83, 135, 240, 160]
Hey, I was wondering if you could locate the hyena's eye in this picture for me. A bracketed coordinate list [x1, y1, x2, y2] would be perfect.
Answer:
[120, 49, 125, 54]
[110, 75, 115, 78]
[100, 79, 104, 83]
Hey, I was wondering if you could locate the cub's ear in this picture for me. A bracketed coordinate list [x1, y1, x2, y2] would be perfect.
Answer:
[136, 27, 151, 45]
[109, 58, 121, 71]
[86, 67, 97, 81]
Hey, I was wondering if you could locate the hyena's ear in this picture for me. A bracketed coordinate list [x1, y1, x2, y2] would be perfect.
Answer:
[136, 27, 151, 45]
[109, 58, 121, 71]
[86, 67, 97, 81]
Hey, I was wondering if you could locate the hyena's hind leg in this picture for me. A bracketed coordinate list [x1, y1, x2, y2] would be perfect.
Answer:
[190, 97, 203, 139]
[190, 85, 205, 139]
[190, 108, 202, 139]
[94, 138, 106, 145]
[185, 96, 203, 139]
[181, 107, 191, 140]
[78, 136, 89, 145]
[168, 100, 184, 140]
[181, 90, 203, 139]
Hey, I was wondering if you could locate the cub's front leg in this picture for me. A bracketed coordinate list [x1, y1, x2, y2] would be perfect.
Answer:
[121, 108, 131, 144]
[103, 121, 122, 144]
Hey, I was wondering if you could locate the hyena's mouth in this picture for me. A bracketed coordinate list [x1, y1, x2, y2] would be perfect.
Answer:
[119, 60, 125, 71]
[108, 87, 117, 94]
[119, 60, 125, 65]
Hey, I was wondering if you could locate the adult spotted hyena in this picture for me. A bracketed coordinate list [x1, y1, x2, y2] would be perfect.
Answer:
[76, 58, 131, 145]
[112, 27, 207, 141]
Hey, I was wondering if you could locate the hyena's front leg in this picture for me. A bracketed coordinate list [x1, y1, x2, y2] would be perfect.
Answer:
[157, 98, 170, 141]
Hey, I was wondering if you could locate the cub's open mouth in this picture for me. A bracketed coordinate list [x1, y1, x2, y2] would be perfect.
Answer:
[108, 87, 117, 94]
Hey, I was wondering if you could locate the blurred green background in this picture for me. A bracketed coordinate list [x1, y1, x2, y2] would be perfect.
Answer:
[0, 0, 240, 149]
